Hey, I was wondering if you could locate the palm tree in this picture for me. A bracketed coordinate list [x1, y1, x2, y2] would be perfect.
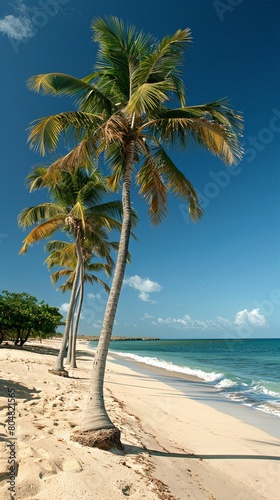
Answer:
[45, 239, 114, 368]
[26, 17, 243, 448]
[18, 167, 125, 376]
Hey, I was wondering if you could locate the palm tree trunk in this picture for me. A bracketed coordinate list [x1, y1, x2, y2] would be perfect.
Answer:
[72, 140, 135, 449]
[68, 235, 84, 367]
[66, 316, 74, 365]
[66, 282, 80, 365]
[69, 262, 84, 368]
[50, 230, 82, 376]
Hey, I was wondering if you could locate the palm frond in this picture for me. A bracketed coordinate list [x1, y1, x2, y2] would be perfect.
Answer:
[136, 155, 167, 224]
[44, 241, 77, 269]
[28, 112, 102, 156]
[45, 240, 74, 253]
[77, 179, 106, 207]
[132, 28, 191, 106]
[45, 139, 98, 176]
[85, 274, 110, 293]
[154, 145, 203, 221]
[19, 218, 66, 254]
[27, 72, 112, 112]
[151, 101, 243, 164]
[86, 262, 112, 278]
[92, 17, 155, 102]
[27, 73, 93, 97]
[70, 202, 86, 229]
[50, 269, 73, 286]
[25, 166, 51, 192]
[126, 80, 174, 115]
[87, 200, 123, 220]
[105, 141, 126, 191]
[56, 274, 75, 292]
[18, 204, 66, 229]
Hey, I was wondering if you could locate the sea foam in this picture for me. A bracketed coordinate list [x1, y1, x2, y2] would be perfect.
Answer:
[111, 351, 222, 382]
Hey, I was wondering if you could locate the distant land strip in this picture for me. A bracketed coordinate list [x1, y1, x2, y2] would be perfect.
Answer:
[77, 336, 160, 341]
[50, 334, 159, 341]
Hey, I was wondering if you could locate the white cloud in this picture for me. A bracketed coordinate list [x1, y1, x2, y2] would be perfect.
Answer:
[87, 293, 101, 300]
[0, 2, 35, 41]
[234, 308, 266, 327]
[124, 275, 162, 293]
[143, 309, 267, 331]
[92, 320, 102, 329]
[59, 302, 85, 320]
[124, 275, 162, 303]
[139, 291, 151, 302]
[216, 316, 232, 326]
[141, 313, 155, 320]
[59, 302, 70, 313]
[154, 314, 212, 330]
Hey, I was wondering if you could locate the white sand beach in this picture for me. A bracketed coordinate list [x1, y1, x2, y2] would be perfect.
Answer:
[0, 339, 279, 499]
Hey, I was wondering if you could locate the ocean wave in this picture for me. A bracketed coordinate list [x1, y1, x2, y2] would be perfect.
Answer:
[256, 403, 280, 417]
[218, 384, 280, 418]
[251, 380, 280, 398]
[111, 351, 222, 382]
[215, 378, 239, 389]
[109, 349, 280, 418]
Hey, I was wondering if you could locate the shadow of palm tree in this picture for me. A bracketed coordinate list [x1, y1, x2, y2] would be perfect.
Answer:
[0, 343, 60, 357]
[0, 380, 41, 446]
[0, 379, 41, 403]
[123, 444, 280, 461]
[0, 343, 94, 360]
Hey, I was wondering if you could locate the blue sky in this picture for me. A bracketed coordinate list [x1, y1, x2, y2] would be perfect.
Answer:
[0, 0, 279, 339]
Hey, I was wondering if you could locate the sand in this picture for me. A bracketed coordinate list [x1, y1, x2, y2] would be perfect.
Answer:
[0, 339, 279, 500]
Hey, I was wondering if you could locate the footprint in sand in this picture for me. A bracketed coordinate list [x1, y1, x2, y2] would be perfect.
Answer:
[36, 458, 59, 479]
[116, 480, 139, 497]
[58, 458, 83, 472]
[36, 456, 83, 480]
[19, 446, 38, 458]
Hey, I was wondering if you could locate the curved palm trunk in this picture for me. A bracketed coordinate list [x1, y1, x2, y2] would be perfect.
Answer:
[66, 315, 74, 365]
[69, 261, 84, 368]
[66, 277, 81, 366]
[72, 141, 134, 449]
[50, 229, 82, 376]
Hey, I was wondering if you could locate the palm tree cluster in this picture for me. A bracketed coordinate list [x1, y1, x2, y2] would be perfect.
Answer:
[19, 17, 243, 449]
[18, 167, 126, 374]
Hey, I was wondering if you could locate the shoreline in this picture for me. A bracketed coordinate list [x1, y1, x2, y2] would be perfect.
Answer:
[0, 339, 279, 499]
[88, 337, 280, 429]
[107, 349, 280, 440]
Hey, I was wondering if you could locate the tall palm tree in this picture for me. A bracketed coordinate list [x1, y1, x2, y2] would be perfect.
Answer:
[45, 239, 114, 368]
[18, 167, 125, 375]
[26, 17, 243, 448]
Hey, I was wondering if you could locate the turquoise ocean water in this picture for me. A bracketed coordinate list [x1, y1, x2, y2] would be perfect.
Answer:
[89, 338, 280, 418]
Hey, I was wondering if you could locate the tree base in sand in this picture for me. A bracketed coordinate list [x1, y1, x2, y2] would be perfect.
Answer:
[48, 369, 69, 377]
[71, 427, 123, 451]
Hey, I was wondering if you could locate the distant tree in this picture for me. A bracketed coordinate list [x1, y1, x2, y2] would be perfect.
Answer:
[0, 290, 63, 346]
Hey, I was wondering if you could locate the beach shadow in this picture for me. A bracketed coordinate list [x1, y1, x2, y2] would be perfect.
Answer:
[123, 444, 280, 461]
[0, 431, 7, 443]
[247, 439, 280, 448]
[108, 377, 227, 403]
[0, 343, 60, 357]
[0, 380, 41, 444]
[76, 353, 95, 362]
[0, 379, 41, 403]
[0, 343, 94, 360]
